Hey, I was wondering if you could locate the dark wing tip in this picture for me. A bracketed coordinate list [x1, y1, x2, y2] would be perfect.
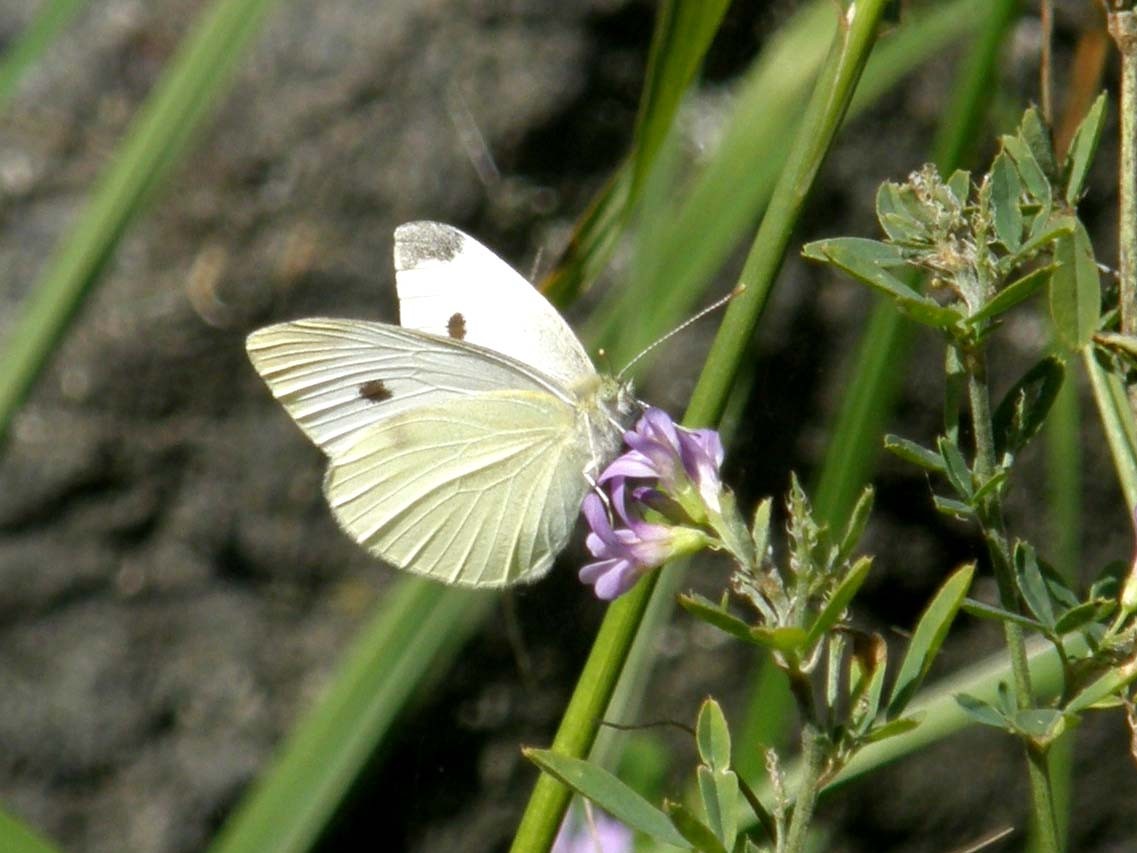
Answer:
[394, 221, 466, 269]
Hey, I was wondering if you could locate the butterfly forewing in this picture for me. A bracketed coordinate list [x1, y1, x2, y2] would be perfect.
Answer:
[246, 319, 567, 458]
[323, 390, 594, 587]
[394, 222, 597, 389]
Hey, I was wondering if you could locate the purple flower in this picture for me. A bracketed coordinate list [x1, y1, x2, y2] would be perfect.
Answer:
[553, 808, 633, 853]
[601, 407, 725, 515]
[579, 491, 679, 600]
[579, 408, 723, 599]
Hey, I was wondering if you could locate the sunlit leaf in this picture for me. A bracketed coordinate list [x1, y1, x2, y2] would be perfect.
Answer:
[806, 556, 873, 647]
[888, 564, 975, 717]
[1064, 92, 1107, 205]
[955, 693, 1009, 729]
[696, 699, 732, 771]
[525, 749, 687, 847]
[1050, 219, 1101, 351]
[884, 434, 947, 473]
[989, 152, 1023, 251]
[666, 800, 729, 853]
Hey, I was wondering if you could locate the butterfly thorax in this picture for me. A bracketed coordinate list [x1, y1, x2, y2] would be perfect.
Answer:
[572, 372, 639, 470]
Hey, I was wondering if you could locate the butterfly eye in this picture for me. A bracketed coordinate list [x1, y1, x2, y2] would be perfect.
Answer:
[358, 379, 393, 402]
[447, 312, 467, 340]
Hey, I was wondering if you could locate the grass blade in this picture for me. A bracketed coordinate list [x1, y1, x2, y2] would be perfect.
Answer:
[0, 0, 86, 114]
[0, 0, 284, 446]
[0, 811, 61, 853]
[542, 0, 729, 304]
[210, 582, 494, 853]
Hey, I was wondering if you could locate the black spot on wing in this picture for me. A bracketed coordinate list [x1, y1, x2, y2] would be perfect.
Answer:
[394, 221, 464, 268]
[447, 312, 467, 340]
[358, 379, 393, 402]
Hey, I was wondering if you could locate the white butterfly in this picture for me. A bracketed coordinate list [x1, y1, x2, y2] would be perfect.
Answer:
[246, 222, 639, 588]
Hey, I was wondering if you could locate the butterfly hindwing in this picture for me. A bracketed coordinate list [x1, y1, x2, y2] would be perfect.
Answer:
[394, 222, 596, 389]
[323, 390, 593, 587]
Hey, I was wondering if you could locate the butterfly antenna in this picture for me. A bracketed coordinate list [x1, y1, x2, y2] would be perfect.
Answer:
[616, 285, 744, 379]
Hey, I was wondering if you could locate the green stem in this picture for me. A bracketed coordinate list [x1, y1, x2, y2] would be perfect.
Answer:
[781, 726, 826, 853]
[510, 2, 894, 849]
[966, 350, 1061, 853]
[1109, 10, 1137, 415]
[685, 0, 892, 427]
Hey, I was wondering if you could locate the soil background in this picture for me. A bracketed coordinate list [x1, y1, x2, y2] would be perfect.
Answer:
[0, 1, 1134, 851]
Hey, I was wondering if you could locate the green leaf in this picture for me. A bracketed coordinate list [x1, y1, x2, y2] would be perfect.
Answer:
[804, 239, 963, 329]
[955, 692, 1009, 729]
[946, 169, 971, 205]
[970, 468, 1009, 505]
[1053, 599, 1113, 634]
[750, 498, 773, 563]
[803, 238, 917, 294]
[884, 434, 946, 473]
[836, 486, 875, 565]
[525, 749, 687, 848]
[1011, 708, 1066, 742]
[864, 714, 923, 744]
[848, 631, 888, 730]
[697, 765, 739, 850]
[666, 800, 729, 853]
[932, 495, 975, 521]
[1011, 211, 1074, 260]
[697, 699, 733, 771]
[749, 626, 810, 654]
[876, 183, 926, 242]
[989, 152, 1023, 251]
[806, 556, 873, 647]
[1065, 658, 1137, 714]
[888, 563, 975, 717]
[961, 598, 1046, 632]
[679, 594, 760, 646]
[1018, 105, 1058, 180]
[968, 264, 1052, 326]
[1001, 133, 1052, 212]
[1064, 92, 1107, 205]
[1015, 542, 1056, 629]
[937, 436, 973, 499]
[992, 355, 1065, 457]
[1050, 219, 1102, 351]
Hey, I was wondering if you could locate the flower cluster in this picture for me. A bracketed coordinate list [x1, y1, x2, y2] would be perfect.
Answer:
[579, 408, 731, 600]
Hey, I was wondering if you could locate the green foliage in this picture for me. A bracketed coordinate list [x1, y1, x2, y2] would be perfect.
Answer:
[1050, 220, 1102, 351]
[805, 105, 1105, 359]
[992, 356, 1066, 460]
[524, 749, 688, 848]
[887, 564, 975, 718]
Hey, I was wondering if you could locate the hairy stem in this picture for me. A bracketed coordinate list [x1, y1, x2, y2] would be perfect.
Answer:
[966, 349, 1062, 853]
[781, 726, 826, 853]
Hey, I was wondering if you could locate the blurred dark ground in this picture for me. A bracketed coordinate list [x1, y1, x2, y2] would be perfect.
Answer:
[0, 0, 1134, 851]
